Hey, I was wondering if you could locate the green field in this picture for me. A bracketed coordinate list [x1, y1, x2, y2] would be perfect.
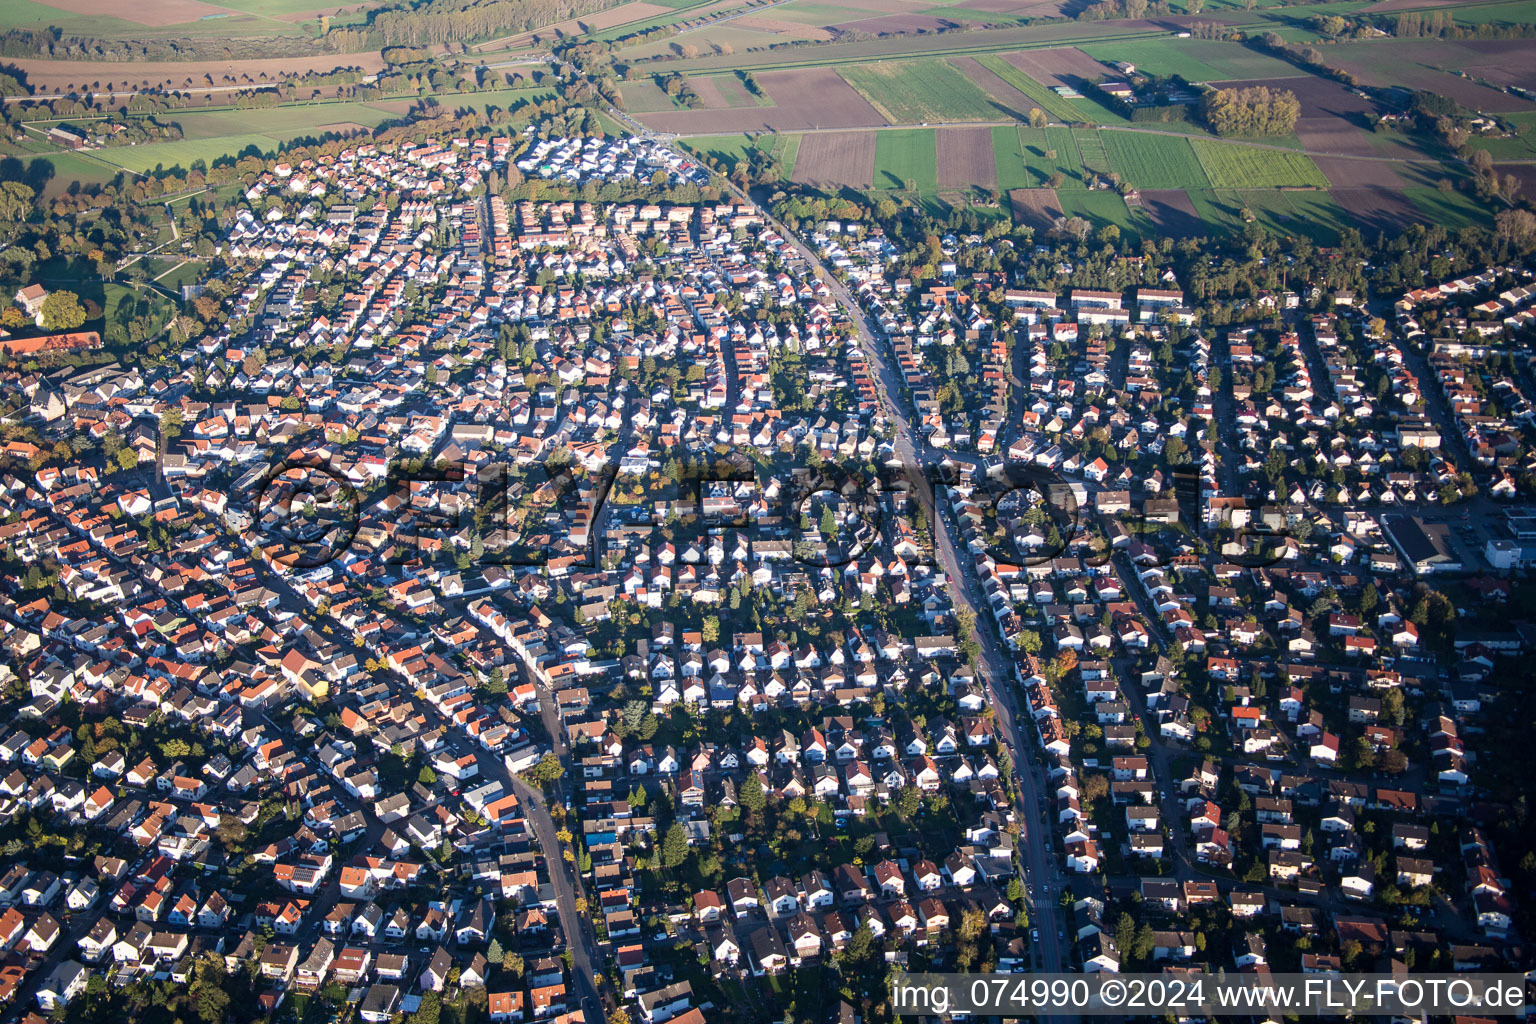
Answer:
[1470, 111, 1536, 160]
[992, 125, 1088, 189]
[93, 134, 279, 174]
[23, 151, 122, 193]
[706, 72, 774, 107]
[840, 59, 1006, 123]
[773, 134, 801, 178]
[1073, 129, 1111, 176]
[92, 87, 557, 174]
[873, 128, 939, 190]
[1056, 189, 1153, 240]
[1077, 37, 1302, 82]
[1407, 0, 1536, 26]
[1199, 188, 1352, 243]
[1190, 139, 1328, 188]
[1404, 186, 1495, 229]
[168, 102, 400, 142]
[679, 132, 799, 177]
[1102, 131, 1210, 189]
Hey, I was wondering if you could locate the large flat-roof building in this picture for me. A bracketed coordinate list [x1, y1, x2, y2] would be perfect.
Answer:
[1383, 516, 1460, 576]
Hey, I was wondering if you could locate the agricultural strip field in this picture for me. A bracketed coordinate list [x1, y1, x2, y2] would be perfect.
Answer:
[91, 134, 279, 173]
[1312, 155, 1406, 189]
[1189, 139, 1328, 188]
[657, 19, 1179, 73]
[793, 131, 876, 186]
[1325, 186, 1420, 234]
[709, 74, 771, 107]
[1326, 37, 1536, 109]
[159, 101, 402, 142]
[1102, 131, 1210, 190]
[631, 66, 887, 133]
[981, 53, 1092, 122]
[838, 59, 1008, 123]
[937, 126, 997, 189]
[68, 90, 559, 176]
[996, 45, 1106, 89]
[1073, 129, 1110, 177]
[874, 128, 939, 191]
[1138, 189, 1205, 237]
[1206, 188, 1354, 243]
[1205, 75, 1404, 158]
[1076, 37, 1303, 82]
[948, 56, 1043, 122]
[0, 0, 318, 35]
[1402, 187, 1493, 230]
[1009, 187, 1065, 230]
[624, 79, 686, 112]
[991, 125, 1088, 189]
[771, 134, 801, 178]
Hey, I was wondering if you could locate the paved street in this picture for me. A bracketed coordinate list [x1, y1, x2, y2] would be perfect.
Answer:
[680, 162, 1083, 1016]
[507, 774, 605, 1023]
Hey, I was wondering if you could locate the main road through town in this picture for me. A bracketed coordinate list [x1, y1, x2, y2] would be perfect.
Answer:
[674, 147, 1080, 1016]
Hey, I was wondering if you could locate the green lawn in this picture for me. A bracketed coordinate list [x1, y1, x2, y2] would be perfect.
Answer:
[1190, 139, 1329, 188]
[839, 59, 1006, 123]
[873, 128, 939, 190]
[1102, 131, 1211, 189]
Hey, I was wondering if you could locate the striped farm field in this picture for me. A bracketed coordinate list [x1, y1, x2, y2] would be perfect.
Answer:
[793, 130, 876, 186]
[976, 54, 1090, 123]
[839, 59, 1003, 123]
[1101, 131, 1210, 190]
[938, 126, 997, 189]
[1190, 140, 1329, 189]
[992, 125, 1089, 189]
[1073, 129, 1110, 176]
[874, 128, 939, 191]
